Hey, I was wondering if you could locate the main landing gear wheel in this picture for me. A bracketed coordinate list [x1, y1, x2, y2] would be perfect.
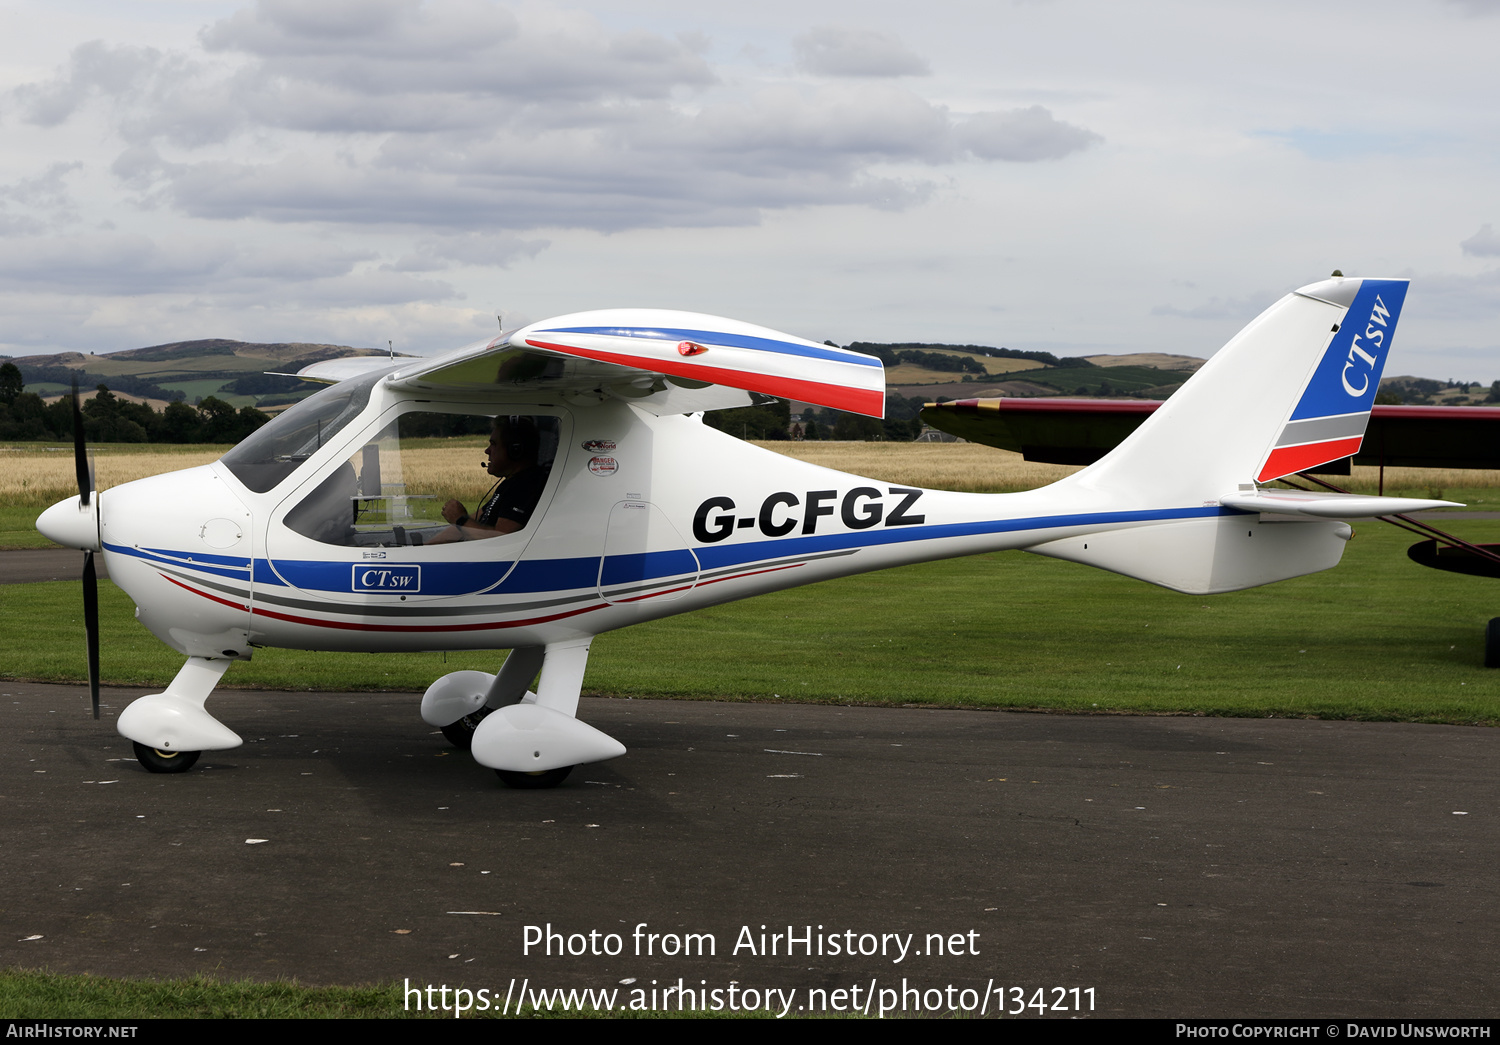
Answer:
[132, 741, 201, 774]
[440, 706, 493, 750]
[496, 766, 573, 789]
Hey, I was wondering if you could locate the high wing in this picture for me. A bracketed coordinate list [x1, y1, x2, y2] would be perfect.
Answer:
[922, 398, 1500, 471]
[296, 309, 886, 418]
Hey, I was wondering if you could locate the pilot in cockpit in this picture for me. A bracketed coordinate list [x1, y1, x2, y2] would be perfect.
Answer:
[428, 416, 550, 543]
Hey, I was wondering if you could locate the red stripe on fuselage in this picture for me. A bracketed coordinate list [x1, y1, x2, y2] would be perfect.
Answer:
[163, 563, 811, 633]
[161, 573, 248, 612]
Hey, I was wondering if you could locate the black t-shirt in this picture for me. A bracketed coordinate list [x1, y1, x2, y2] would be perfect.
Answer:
[475, 466, 549, 530]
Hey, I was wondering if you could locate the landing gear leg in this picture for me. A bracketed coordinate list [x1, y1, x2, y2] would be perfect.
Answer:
[423, 648, 545, 748]
[470, 639, 623, 788]
[117, 657, 241, 774]
[487, 646, 545, 707]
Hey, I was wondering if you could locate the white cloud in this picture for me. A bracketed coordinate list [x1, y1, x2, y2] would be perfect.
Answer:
[4, 0, 1490, 379]
[389, 233, 551, 271]
[793, 26, 930, 78]
[1445, 0, 1500, 15]
[957, 106, 1102, 162]
[0, 230, 456, 308]
[4, 3, 1100, 240]
[1461, 224, 1500, 258]
[1150, 295, 1275, 321]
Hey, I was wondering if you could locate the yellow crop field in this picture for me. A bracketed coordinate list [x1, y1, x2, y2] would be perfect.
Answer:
[6, 438, 1498, 511]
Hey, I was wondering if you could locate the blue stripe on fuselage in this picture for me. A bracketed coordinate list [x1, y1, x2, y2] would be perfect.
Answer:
[109, 505, 1241, 598]
[694, 505, 1236, 570]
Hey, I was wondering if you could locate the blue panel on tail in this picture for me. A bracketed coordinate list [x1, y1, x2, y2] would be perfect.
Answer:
[1289, 279, 1408, 422]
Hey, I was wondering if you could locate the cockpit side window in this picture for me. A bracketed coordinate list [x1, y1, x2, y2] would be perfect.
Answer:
[221, 369, 387, 493]
[285, 410, 560, 548]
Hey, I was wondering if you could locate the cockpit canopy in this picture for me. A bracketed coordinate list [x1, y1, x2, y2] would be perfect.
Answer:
[220, 367, 389, 493]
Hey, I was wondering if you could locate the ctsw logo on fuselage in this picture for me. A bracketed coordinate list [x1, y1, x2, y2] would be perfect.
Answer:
[693, 487, 925, 543]
[352, 565, 421, 592]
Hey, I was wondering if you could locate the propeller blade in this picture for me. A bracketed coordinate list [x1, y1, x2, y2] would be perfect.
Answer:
[71, 380, 92, 507]
[83, 550, 100, 720]
[73, 380, 100, 718]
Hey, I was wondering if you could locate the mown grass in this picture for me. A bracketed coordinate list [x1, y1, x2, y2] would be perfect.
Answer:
[8, 446, 1500, 1018]
[7, 515, 1499, 724]
[0, 969, 788, 1019]
[0, 970, 401, 1019]
[9, 439, 1500, 721]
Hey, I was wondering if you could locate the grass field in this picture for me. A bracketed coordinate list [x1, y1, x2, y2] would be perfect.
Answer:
[7, 441, 1500, 1017]
[7, 439, 1500, 724]
[0, 970, 699, 1019]
[7, 509, 1499, 723]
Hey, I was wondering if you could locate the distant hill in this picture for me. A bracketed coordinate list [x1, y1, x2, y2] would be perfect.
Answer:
[5, 339, 408, 410]
[11, 336, 1480, 414]
[1084, 352, 1206, 373]
[850, 341, 1205, 400]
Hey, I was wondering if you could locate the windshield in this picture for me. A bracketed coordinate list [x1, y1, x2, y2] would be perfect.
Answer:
[220, 368, 388, 493]
[284, 411, 561, 547]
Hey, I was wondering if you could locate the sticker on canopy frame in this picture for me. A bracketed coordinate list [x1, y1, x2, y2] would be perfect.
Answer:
[588, 456, 619, 476]
[582, 439, 617, 453]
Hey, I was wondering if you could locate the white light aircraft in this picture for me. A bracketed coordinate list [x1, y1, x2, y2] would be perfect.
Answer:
[38, 276, 1455, 786]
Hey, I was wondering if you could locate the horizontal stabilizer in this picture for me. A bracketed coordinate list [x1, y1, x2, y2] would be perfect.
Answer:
[1221, 489, 1461, 518]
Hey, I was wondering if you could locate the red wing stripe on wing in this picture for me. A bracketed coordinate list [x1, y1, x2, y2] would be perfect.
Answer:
[526, 338, 884, 417]
[1256, 437, 1364, 482]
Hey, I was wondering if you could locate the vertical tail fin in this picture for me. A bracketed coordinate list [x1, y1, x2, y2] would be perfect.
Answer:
[1029, 277, 1416, 594]
[1063, 276, 1408, 504]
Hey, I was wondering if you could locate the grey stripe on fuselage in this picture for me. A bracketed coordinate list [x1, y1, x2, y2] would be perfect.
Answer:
[154, 547, 857, 619]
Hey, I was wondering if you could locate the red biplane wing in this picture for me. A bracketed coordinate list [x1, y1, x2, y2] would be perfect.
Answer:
[921, 398, 1500, 471]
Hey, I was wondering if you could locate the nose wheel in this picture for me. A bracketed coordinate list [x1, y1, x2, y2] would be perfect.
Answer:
[132, 741, 201, 774]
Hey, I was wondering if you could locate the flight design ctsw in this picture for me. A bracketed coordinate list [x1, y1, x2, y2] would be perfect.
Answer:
[37, 276, 1454, 786]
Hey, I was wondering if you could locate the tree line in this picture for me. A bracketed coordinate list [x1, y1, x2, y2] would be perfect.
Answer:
[847, 342, 1097, 371]
[703, 394, 930, 442]
[0, 363, 270, 443]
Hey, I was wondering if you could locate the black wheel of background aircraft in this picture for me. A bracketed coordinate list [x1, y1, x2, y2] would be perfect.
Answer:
[1486, 619, 1500, 669]
[440, 706, 493, 749]
[132, 742, 201, 774]
[496, 766, 573, 789]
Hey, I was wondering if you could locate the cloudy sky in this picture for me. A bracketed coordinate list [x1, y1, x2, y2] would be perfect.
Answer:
[2, 0, 1497, 380]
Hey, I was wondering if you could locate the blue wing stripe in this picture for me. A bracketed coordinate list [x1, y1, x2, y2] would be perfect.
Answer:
[535, 326, 881, 369]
